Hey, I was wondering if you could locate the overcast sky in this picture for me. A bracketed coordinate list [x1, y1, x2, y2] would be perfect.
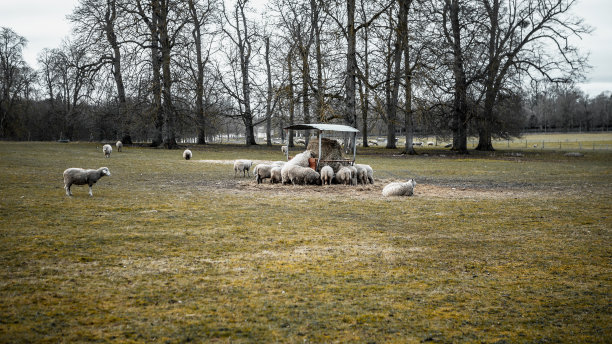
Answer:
[1, 0, 610, 97]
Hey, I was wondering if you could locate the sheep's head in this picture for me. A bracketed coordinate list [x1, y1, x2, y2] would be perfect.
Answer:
[100, 167, 111, 176]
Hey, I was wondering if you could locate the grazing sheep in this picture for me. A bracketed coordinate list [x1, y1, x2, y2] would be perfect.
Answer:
[320, 165, 334, 185]
[270, 166, 282, 183]
[353, 164, 368, 185]
[286, 165, 320, 185]
[103, 144, 112, 158]
[63, 167, 111, 197]
[281, 145, 288, 155]
[382, 179, 416, 197]
[427, 141, 434, 146]
[354, 163, 374, 184]
[335, 167, 353, 185]
[234, 159, 253, 177]
[183, 149, 192, 160]
[254, 164, 274, 184]
[347, 165, 358, 185]
[116, 141, 123, 152]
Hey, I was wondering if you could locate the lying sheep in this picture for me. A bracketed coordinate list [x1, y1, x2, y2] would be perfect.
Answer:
[270, 166, 282, 183]
[382, 179, 416, 197]
[234, 159, 253, 177]
[354, 163, 374, 184]
[320, 165, 334, 185]
[183, 149, 192, 160]
[103, 144, 112, 158]
[335, 167, 353, 185]
[254, 164, 274, 184]
[116, 140, 123, 152]
[63, 167, 111, 197]
[287, 165, 321, 185]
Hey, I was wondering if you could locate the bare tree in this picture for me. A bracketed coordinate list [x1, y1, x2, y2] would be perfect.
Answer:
[0, 28, 31, 138]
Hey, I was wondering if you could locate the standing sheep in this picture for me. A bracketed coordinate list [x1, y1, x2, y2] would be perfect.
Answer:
[382, 179, 416, 197]
[183, 149, 192, 160]
[281, 145, 288, 155]
[353, 164, 368, 185]
[63, 167, 111, 197]
[254, 164, 274, 184]
[335, 167, 353, 185]
[116, 141, 123, 152]
[347, 165, 358, 185]
[287, 165, 320, 185]
[234, 159, 253, 177]
[320, 165, 334, 185]
[270, 166, 282, 183]
[102, 144, 112, 158]
[354, 163, 374, 184]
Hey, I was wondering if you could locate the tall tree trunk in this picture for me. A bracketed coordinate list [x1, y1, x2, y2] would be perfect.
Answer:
[158, 0, 177, 149]
[360, 4, 370, 147]
[298, 25, 311, 145]
[265, 36, 272, 145]
[345, 0, 357, 129]
[287, 47, 295, 147]
[188, 0, 207, 145]
[236, 1, 256, 145]
[311, 0, 323, 122]
[447, 0, 468, 153]
[401, 0, 416, 155]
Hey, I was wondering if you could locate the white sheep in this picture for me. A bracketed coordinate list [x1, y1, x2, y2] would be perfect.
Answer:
[183, 149, 192, 160]
[347, 165, 358, 185]
[287, 165, 321, 185]
[281, 145, 288, 155]
[254, 164, 274, 184]
[354, 163, 374, 184]
[234, 159, 253, 177]
[335, 167, 353, 185]
[270, 166, 282, 183]
[353, 164, 368, 185]
[287, 150, 313, 167]
[116, 140, 123, 152]
[427, 141, 434, 146]
[320, 165, 334, 185]
[271, 161, 286, 167]
[382, 179, 416, 197]
[103, 144, 112, 158]
[63, 167, 111, 197]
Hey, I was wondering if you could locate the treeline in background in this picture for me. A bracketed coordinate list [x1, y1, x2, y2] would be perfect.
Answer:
[1, 0, 610, 152]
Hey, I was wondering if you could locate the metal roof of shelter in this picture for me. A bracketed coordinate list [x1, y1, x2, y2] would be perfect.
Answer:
[283, 123, 359, 133]
[283, 123, 360, 170]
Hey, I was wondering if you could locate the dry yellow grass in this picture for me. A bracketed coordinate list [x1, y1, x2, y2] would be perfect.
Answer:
[0, 141, 610, 343]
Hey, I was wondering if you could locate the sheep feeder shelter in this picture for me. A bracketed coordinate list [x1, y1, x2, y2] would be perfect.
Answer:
[284, 124, 360, 172]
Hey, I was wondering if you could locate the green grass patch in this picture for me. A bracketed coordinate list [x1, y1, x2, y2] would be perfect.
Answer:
[0, 141, 610, 343]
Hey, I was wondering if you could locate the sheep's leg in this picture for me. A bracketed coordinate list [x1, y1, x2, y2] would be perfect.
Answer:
[65, 184, 72, 196]
[88, 185, 93, 196]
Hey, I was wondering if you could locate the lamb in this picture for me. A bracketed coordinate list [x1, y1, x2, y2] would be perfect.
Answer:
[320, 165, 334, 185]
[335, 167, 353, 185]
[254, 164, 274, 184]
[116, 140, 123, 152]
[234, 159, 253, 177]
[102, 144, 112, 158]
[270, 166, 282, 183]
[382, 179, 416, 197]
[183, 149, 192, 160]
[63, 167, 111, 197]
[354, 163, 374, 184]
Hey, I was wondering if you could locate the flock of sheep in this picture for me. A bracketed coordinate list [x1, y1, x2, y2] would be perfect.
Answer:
[63, 140, 416, 197]
[230, 146, 417, 197]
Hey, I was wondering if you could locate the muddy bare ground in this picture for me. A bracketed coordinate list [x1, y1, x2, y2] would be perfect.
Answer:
[196, 159, 548, 200]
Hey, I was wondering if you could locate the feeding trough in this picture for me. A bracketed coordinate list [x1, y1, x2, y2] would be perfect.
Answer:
[284, 123, 360, 172]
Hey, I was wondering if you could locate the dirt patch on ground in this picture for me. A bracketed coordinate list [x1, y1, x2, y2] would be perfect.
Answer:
[197, 159, 548, 200]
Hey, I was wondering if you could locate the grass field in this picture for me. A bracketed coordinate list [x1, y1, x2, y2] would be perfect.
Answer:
[0, 139, 610, 343]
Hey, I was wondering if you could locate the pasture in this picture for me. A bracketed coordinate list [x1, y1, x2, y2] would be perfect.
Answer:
[0, 139, 610, 343]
